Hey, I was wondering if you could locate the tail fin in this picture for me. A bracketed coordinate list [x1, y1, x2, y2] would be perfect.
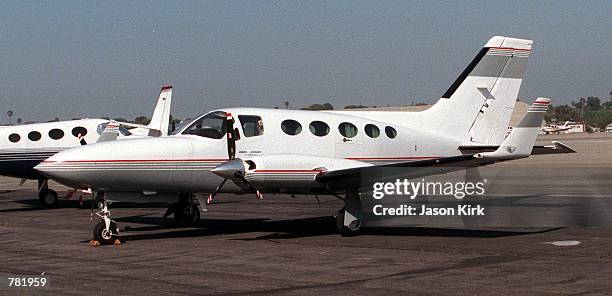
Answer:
[146, 85, 173, 136]
[423, 36, 532, 145]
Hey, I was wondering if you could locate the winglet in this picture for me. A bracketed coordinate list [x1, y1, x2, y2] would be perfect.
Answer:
[477, 98, 549, 160]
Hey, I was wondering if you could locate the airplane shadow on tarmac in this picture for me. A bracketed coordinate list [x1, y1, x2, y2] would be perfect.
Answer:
[113, 214, 562, 243]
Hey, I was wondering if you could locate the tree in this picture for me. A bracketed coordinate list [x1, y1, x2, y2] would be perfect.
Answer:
[301, 103, 334, 111]
[549, 104, 580, 122]
[16, 118, 22, 125]
[572, 97, 601, 111]
[6, 110, 13, 125]
[283, 101, 290, 109]
[586, 97, 601, 111]
[113, 118, 128, 122]
[344, 104, 369, 109]
[134, 116, 150, 125]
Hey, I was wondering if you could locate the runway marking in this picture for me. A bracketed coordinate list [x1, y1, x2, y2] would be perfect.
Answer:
[546, 240, 581, 246]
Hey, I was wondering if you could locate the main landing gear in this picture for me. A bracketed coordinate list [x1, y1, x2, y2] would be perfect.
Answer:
[92, 192, 119, 245]
[334, 187, 363, 236]
[163, 193, 200, 226]
[38, 179, 58, 208]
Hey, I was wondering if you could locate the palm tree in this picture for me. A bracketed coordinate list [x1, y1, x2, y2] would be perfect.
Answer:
[6, 110, 13, 125]
[283, 101, 290, 109]
[17, 118, 22, 125]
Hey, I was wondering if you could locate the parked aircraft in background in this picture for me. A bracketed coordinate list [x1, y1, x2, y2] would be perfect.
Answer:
[542, 121, 572, 134]
[0, 85, 173, 206]
[37, 37, 575, 244]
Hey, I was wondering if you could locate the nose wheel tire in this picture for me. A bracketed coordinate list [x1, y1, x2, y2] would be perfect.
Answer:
[93, 220, 119, 245]
[38, 189, 58, 208]
[174, 204, 200, 226]
[334, 207, 361, 236]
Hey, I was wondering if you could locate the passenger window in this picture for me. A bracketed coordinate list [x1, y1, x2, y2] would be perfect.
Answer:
[281, 120, 302, 135]
[8, 133, 20, 143]
[365, 124, 380, 138]
[72, 126, 88, 138]
[238, 115, 264, 137]
[309, 121, 330, 137]
[49, 129, 64, 140]
[182, 111, 227, 139]
[28, 131, 42, 141]
[385, 126, 397, 138]
[338, 122, 358, 138]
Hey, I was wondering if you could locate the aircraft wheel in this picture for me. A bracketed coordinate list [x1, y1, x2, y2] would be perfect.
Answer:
[93, 221, 118, 245]
[38, 189, 58, 208]
[334, 208, 361, 236]
[175, 204, 200, 226]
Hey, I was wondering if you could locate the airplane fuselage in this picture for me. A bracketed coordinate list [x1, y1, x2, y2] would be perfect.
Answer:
[39, 108, 465, 195]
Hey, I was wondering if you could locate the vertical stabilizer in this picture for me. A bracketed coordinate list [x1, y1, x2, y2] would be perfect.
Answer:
[146, 85, 173, 136]
[423, 36, 532, 145]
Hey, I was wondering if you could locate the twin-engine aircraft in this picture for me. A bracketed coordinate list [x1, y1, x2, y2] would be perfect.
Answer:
[36, 36, 575, 244]
[0, 85, 173, 206]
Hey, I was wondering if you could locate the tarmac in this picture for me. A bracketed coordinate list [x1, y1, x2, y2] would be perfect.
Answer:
[0, 133, 611, 295]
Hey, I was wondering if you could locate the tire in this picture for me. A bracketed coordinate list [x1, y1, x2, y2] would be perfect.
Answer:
[38, 189, 58, 208]
[93, 221, 118, 245]
[334, 207, 361, 236]
[175, 204, 200, 226]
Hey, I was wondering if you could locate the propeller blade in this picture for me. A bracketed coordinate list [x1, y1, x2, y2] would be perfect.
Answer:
[207, 178, 228, 204]
[234, 171, 264, 200]
[226, 112, 236, 160]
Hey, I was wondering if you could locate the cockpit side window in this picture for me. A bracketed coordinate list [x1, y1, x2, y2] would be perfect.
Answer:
[238, 115, 264, 137]
[182, 111, 227, 139]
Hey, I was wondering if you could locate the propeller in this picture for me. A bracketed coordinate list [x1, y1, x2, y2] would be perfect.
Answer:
[207, 112, 265, 204]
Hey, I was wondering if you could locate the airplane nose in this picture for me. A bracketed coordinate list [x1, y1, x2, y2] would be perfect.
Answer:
[35, 141, 118, 189]
[36, 154, 82, 188]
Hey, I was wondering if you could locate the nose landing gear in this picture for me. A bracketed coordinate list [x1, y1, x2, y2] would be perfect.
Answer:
[91, 192, 120, 245]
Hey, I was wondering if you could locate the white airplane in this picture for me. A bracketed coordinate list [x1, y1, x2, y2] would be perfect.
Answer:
[36, 36, 575, 244]
[541, 121, 572, 134]
[0, 85, 173, 207]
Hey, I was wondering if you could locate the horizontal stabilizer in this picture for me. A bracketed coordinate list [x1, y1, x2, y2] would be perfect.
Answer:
[459, 141, 576, 155]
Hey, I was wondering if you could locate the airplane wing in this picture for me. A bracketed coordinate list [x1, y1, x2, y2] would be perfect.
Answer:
[317, 98, 554, 184]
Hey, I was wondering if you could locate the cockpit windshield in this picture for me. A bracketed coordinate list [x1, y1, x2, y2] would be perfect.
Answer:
[182, 111, 227, 139]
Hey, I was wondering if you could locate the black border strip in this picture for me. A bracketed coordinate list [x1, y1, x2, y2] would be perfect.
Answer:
[441, 47, 489, 99]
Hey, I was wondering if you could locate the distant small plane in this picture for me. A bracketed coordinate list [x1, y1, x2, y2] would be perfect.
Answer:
[37, 36, 576, 244]
[0, 85, 173, 206]
[541, 121, 572, 134]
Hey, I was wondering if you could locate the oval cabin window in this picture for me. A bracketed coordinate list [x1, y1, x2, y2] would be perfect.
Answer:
[281, 120, 302, 136]
[338, 122, 358, 138]
[28, 131, 42, 141]
[385, 126, 397, 138]
[365, 124, 380, 138]
[8, 133, 20, 143]
[49, 128, 64, 140]
[72, 126, 88, 138]
[309, 121, 330, 137]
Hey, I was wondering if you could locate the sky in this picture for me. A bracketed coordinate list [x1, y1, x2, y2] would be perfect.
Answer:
[0, 1, 610, 122]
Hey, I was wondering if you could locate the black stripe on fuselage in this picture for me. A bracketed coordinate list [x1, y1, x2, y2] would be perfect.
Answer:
[441, 47, 489, 99]
[0, 151, 59, 179]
